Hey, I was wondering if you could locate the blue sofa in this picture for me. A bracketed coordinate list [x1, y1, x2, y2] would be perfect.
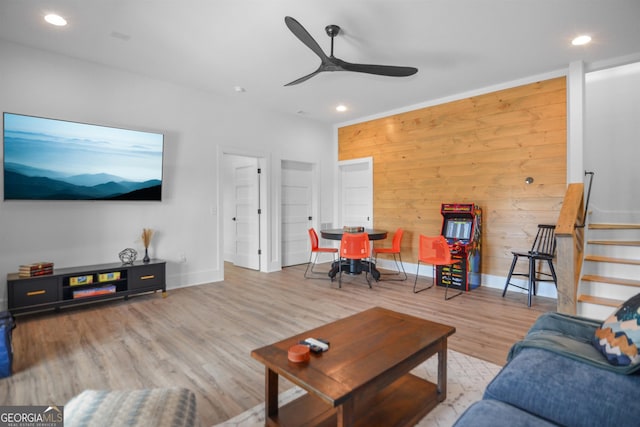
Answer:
[453, 312, 640, 427]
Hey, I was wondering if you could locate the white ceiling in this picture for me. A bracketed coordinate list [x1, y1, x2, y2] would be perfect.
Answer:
[1, 1, 639, 125]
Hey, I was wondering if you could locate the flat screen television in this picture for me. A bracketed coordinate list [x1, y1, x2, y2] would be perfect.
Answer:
[3, 112, 163, 201]
[443, 217, 473, 241]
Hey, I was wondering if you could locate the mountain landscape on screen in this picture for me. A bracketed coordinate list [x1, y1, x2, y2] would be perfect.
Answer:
[4, 162, 161, 200]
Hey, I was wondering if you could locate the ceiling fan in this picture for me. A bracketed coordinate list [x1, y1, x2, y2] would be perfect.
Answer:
[284, 16, 418, 86]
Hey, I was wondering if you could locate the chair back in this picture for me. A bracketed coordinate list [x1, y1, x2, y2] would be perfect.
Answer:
[391, 228, 404, 252]
[340, 233, 371, 260]
[308, 228, 319, 251]
[531, 224, 556, 257]
[418, 235, 452, 264]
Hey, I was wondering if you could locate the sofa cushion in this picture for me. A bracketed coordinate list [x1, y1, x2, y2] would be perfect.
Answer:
[484, 347, 640, 427]
[593, 292, 640, 366]
[452, 399, 559, 427]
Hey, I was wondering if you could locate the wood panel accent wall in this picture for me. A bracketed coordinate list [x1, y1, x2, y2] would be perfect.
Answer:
[338, 77, 567, 281]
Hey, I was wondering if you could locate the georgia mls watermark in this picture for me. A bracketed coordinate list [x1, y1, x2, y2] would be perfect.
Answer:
[0, 406, 63, 427]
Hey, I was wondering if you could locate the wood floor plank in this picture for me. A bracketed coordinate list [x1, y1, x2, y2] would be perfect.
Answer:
[1, 262, 556, 426]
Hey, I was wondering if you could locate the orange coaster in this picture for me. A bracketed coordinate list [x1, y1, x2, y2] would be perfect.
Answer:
[288, 344, 310, 363]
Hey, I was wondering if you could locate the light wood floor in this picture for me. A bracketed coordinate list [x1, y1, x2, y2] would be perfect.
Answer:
[2, 262, 555, 426]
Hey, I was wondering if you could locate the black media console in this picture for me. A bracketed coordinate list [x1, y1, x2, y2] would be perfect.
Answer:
[7, 260, 166, 315]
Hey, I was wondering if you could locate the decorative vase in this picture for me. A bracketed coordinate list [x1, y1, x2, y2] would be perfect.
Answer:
[143, 248, 150, 263]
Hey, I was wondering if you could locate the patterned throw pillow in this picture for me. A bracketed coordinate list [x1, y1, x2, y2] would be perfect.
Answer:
[593, 293, 640, 366]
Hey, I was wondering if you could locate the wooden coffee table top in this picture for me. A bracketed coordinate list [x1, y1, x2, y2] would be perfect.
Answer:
[251, 307, 456, 411]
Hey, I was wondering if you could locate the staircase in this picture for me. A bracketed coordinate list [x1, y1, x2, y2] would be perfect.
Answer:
[577, 223, 640, 319]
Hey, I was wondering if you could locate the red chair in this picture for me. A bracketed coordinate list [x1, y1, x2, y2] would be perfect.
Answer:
[373, 228, 407, 281]
[414, 235, 462, 299]
[338, 232, 372, 288]
[304, 228, 338, 279]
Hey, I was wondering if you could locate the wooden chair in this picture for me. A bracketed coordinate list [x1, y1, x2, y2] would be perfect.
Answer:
[337, 232, 372, 288]
[414, 235, 462, 299]
[304, 228, 338, 279]
[502, 224, 557, 307]
[373, 228, 407, 281]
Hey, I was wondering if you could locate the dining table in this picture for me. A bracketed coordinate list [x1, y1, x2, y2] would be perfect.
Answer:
[320, 228, 388, 281]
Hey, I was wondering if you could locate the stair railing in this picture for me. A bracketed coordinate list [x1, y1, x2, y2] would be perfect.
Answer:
[554, 171, 594, 314]
[576, 171, 595, 228]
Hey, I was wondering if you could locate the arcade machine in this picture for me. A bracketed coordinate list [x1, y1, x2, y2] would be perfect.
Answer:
[436, 203, 482, 291]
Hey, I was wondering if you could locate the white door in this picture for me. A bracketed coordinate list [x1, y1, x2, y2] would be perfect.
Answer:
[338, 158, 373, 228]
[282, 161, 313, 266]
[234, 161, 260, 270]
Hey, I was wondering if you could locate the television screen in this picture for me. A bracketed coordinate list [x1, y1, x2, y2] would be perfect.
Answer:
[443, 217, 473, 241]
[3, 112, 163, 201]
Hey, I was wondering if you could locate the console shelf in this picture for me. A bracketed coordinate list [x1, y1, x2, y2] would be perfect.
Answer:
[7, 260, 166, 315]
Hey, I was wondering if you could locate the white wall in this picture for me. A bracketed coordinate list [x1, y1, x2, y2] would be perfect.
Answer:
[0, 40, 334, 309]
[585, 61, 640, 223]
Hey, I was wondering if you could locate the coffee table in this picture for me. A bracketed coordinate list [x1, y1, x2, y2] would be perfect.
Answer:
[251, 307, 456, 427]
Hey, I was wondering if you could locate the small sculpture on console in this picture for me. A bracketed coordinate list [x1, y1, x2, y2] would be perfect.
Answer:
[119, 248, 138, 264]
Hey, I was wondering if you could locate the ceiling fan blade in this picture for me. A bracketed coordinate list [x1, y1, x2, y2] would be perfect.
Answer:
[285, 16, 329, 61]
[284, 68, 323, 86]
[339, 60, 418, 77]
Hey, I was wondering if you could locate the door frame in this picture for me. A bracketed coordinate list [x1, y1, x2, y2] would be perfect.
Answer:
[232, 157, 261, 270]
[280, 159, 320, 267]
[336, 157, 374, 228]
[217, 146, 270, 276]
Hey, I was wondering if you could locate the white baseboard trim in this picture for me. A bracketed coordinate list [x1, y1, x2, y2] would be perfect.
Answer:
[376, 258, 558, 299]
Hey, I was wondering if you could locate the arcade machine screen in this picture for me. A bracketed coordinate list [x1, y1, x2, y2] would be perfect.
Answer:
[444, 218, 473, 241]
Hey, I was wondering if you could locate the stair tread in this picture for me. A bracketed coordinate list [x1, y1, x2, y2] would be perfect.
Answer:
[578, 294, 623, 307]
[589, 223, 640, 230]
[584, 255, 640, 265]
[587, 240, 640, 246]
[581, 274, 640, 287]
[580, 223, 640, 309]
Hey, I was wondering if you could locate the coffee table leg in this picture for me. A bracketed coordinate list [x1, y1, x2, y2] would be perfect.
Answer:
[265, 367, 279, 419]
[437, 340, 448, 402]
[337, 399, 355, 427]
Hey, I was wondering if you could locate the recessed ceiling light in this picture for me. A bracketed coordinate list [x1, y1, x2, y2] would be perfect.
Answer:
[336, 105, 347, 112]
[44, 13, 67, 27]
[571, 35, 591, 46]
[233, 86, 246, 93]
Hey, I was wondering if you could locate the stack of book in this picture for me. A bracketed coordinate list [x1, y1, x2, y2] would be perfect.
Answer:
[19, 262, 54, 277]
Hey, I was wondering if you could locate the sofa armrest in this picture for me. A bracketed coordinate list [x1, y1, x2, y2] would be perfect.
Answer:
[508, 312, 640, 374]
[526, 312, 600, 340]
[65, 388, 198, 427]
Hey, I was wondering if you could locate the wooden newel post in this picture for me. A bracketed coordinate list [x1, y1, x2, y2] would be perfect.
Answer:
[555, 184, 585, 315]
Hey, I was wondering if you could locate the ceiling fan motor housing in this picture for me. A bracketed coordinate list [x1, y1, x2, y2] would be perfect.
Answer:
[325, 25, 340, 37]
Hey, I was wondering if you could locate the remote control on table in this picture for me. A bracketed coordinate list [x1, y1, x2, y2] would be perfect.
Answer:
[304, 337, 329, 352]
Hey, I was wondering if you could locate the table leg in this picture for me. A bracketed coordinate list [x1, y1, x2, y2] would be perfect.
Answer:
[437, 340, 448, 402]
[328, 261, 339, 278]
[265, 367, 279, 419]
[369, 262, 381, 281]
[336, 399, 355, 427]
